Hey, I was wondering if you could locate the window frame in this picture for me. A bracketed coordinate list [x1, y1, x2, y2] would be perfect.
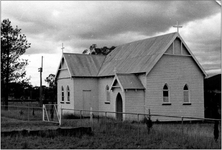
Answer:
[105, 85, 110, 104]
[61, 86, 64, 104]
[183, 84, 191, 105]
[162, 83, 171, 105]
[66, 86, 70, 104]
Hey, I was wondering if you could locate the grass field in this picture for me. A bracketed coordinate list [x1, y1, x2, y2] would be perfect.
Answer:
[1, 105, 42, 122]
[1, 116, 221, 149]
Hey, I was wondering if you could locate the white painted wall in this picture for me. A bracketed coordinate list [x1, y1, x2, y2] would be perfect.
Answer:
[125, 90, 145, 120]
[146, 55, 204, 121]
[73, 78, 99, 116]
[98, 77, 114, 112]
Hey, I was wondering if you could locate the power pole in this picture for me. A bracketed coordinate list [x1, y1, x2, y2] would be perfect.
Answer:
[38, 56, 43, 106]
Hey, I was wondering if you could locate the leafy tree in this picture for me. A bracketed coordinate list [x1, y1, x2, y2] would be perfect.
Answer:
[83, 44, 116, 55]
[1, 19, 31, 109]
[9, 80, 32, 99]
[45, 74, 57, 103]
[45, 74, 56, 88]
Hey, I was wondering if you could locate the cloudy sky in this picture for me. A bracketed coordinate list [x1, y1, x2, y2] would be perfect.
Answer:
[1, 1, 221, 86]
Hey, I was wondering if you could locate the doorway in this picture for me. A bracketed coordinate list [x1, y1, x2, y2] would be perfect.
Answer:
[116, 93, 123, 121]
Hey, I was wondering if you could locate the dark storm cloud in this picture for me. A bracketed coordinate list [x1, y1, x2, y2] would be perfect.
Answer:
[1, 1, 220, 75]
[2, 1, 220, 46]
[63, 1, 220, 40]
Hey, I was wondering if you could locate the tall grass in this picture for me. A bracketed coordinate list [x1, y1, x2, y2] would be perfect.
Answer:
[1, 105, 42, 121]
[1, 113, 221, 149]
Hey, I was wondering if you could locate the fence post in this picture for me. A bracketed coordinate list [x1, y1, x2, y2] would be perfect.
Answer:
[59, 108, 62, 126]
[42, 104, 44, 121]
[90, 107, 93, 131]
[148, 109, 151, 119]
[28, 105, 30, 121]
[80, 110, 82, 127]
[137, 114, 140, 141]
[181, 116, 184, 140]
[105, 112, 107, 132]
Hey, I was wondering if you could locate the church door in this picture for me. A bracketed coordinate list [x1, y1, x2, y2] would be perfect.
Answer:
[116, 93, 123, 121]
[83, 90, 91, 115]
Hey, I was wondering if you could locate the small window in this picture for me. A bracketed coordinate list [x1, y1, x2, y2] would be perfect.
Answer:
[183, 84, 189, 103]
[105, 85, 110, 104]
[67, 86, 70, 103]
[163, 84, 169, 103]
[61, 86, 64, 103]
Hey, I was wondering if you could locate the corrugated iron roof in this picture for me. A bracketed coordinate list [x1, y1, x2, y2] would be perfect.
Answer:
[116, 73, 145, 90]
[98, 32, 177, 76]
[58, 32, 206, 78]
[63, 53, 106, 77]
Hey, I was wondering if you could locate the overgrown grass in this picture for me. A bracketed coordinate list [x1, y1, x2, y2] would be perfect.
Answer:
[1, 117, 58, 131]
[1, 106, 42, 121]
[1, 116, 221, 149]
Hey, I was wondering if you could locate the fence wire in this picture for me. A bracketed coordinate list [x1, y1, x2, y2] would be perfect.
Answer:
[60, 108, 221, 142]
[1, 105, 42, 122]
[1, 105, 221, 143]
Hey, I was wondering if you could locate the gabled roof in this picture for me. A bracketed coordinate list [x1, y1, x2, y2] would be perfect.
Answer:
[56, 32, 206, 79]
[110, 73, 145, 90]
[61, 53, 105, 77]
[98, 32, 177, 76]
[98, 32, 206, 77]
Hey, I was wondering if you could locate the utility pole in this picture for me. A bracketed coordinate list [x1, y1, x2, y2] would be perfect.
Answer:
[38, 56, 43, 106]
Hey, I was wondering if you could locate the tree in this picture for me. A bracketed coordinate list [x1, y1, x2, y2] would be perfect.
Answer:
[45, 74, 56, 88]
[83, 44, 116, 55]
[1, 19, 31, 109]
[9, 80, 32, 99]
[45, 74, 57, 103]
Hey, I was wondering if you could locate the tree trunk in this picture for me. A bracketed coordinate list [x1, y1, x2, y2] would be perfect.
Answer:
[4, 33, 10, 110]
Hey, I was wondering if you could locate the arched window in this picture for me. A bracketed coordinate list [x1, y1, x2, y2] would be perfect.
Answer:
[183, 84, 189, 103]
[67, 86, 70, 103]
[61, 86, 64, 103]
[163, 84, 169, 102]
[106, 85, 110, 103]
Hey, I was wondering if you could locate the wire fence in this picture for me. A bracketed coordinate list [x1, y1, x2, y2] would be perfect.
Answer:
[60, 107, 221, 142]
[1, 104, 221, 143]
[1, 105, 42, 122]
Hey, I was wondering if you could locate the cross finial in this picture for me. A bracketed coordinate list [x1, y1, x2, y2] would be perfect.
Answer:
[61, 43, 65, 53]
[173, 21, 183, 33]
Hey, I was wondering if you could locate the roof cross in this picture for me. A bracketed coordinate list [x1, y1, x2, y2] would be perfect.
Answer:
[173, 21, 183, 33]
[61, 43, 65, 53]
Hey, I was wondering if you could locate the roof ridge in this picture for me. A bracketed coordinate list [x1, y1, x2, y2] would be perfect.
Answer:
[96, 54, 108, 76]
[63, 52, 106, 57]
[114, 32, 178, 48]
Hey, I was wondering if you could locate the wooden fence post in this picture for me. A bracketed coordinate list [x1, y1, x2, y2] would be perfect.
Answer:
[105, 112, 107, 132]
[42, 104, 44, 121]
[137, 114, 140, 141]
[59, 108, 62, 126]
[80, 110, 82, 127]
[181, 117, 184, 140]
[90, 107, 93, 131]
[28, 106, 29, 121]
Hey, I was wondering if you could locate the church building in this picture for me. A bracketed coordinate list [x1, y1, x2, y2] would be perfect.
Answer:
[55, 32, 206, 121]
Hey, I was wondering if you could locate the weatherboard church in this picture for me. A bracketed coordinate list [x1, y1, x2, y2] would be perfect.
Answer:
[55, 32, 206, 121]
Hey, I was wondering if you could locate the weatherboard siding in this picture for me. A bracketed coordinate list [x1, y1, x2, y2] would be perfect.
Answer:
[73, 78, 99, 114]
[57, 78, 74, 114]
[57, 61, 74, 114]
[57, 69, 70, 78]
[125, 90, 145, 120]
[98, 77, 114, 113]
[146, 55, 204, 121]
